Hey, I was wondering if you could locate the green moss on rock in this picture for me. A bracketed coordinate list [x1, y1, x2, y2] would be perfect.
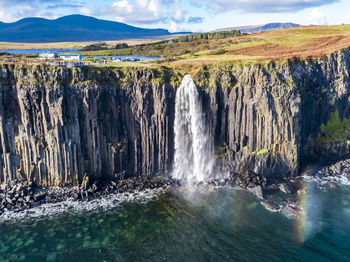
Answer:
[316, 110, 350, 143]
[252, 148, 269, 156]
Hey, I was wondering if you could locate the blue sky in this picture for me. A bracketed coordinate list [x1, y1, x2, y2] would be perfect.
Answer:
[0, 0, 350, 32]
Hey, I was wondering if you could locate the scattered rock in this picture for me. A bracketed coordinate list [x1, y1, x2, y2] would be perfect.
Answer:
[0, 176, 173, 214]
[25, 195, 31, 203]
[248, 182, 257, 188]
[33, 192, 47, 202]
[281, 204, 303, 219]
[237, 171, 265, 190]
[279, 183, 293, 194]
[5, 196, 13, 205]
[247, 185, 264, 199]
[73, 193, 79, 200]
[0, 184, 7, 192]
[297, 189, 306, 195]
[261, 200, 280, 212]
[286, 198, 297, 205]
[330, 183, 337, 189]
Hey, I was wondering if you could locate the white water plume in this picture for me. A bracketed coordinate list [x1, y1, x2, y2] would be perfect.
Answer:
[172, 75, 214, 185]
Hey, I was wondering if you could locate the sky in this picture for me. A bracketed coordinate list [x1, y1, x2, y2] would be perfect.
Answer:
[0, 0, 350, 32]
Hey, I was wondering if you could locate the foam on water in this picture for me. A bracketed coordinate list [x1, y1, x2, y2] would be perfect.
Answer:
[303, 174, 350, 187]
[0, 187, 168, 223]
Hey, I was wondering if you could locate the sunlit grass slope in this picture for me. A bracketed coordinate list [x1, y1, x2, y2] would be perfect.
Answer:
[167, 24, 350, 67]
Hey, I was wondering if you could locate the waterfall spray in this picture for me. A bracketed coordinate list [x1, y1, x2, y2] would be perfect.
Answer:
[172, 75, 214, 185]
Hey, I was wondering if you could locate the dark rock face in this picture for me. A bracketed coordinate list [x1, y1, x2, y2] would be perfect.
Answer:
[1, 49, 350, 187]
[195, 64, 302, 179]
[0, 65, 179, 186]
[195, 48, 350, 178]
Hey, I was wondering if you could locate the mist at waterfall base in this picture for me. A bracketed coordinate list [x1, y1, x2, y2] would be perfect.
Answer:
[1, 77, 350, 261]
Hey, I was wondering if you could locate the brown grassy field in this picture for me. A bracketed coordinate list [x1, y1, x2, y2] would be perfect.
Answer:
[163, 24, 350, 68]
[0, 41, 146, 50]
[0, 34, 186, 50]
[0, 42, 88, 50]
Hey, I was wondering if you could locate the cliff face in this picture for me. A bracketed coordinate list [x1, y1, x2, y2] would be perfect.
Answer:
[195, 65, 300, 178]
[1, 49, 350, 186]
[195, 48, 350, 178]
[0, 65, 180, 185]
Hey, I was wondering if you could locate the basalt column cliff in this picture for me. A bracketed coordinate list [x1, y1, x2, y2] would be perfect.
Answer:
[1, 49, 350, 186]
[0, 65, 180, 185]
[197, 49, 350, 178]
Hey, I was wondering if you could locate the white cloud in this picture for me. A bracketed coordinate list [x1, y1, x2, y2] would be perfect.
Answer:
[99, 0, 185, 24]
[190, 0, 338, 13]
[113, 0, 133, 13]
[344, 15, 350, 24]
[172, 1, 184, 21]
[0, 8, 16, 22]
[79, 7, 91, 16]
[12, 4, 58, 21]
[169, 20, 178, 32]
[0, 0, 87, 22]
[307, 8, 327, 25]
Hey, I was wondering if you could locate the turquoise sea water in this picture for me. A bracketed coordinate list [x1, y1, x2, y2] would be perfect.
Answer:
[0, 184, 349, 262]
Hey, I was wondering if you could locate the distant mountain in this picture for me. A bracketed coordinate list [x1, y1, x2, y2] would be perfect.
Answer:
[0, 15, 173, 43]
[213, 22, 301, 34]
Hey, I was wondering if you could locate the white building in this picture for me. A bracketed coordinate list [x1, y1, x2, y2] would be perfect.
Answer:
[39, 53, 58, 59]
[59, 54, 82, 61]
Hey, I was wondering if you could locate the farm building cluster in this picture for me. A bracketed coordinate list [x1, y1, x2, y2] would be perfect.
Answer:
[37, 52, 142, 67]
[0, 51, 151, 67]
[39, 53, 82, 60]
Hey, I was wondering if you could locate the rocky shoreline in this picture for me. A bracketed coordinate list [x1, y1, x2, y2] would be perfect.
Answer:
[303, 159, 350, 186]
[221, 162, 350, 219]
[0, 176, 173, 216]
[233, 171, 306, 219]
[1, 161, 349, 219]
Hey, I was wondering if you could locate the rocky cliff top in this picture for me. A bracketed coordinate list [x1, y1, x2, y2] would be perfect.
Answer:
[0, 64, 183, 89]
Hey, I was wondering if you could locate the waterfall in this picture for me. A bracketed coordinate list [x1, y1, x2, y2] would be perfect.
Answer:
[172, 75, 214, 185]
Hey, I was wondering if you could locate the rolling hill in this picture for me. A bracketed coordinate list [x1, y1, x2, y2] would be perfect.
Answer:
[213, 22, 301, 34]
[0, 15, 172, 43]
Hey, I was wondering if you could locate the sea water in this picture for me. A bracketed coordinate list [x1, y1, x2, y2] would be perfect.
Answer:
[0, 183, 349, 262]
